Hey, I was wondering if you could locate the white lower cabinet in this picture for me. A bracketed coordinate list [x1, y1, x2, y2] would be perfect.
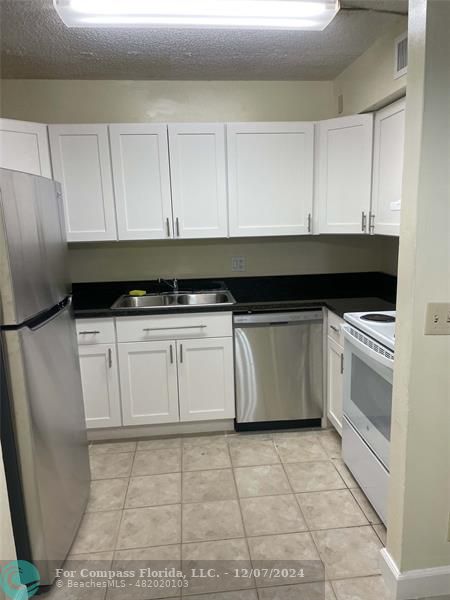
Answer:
[326, 310, 345, 435]
[112, 313, 235, 427]
[118, 336, 235, 426]
[177, 338, 235, 422]
[327, 336, 344, 435]
[78, 344, 122, 429]
[118, 340, 180, 426]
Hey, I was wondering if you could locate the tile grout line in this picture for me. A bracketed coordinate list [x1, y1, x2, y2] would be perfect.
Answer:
[274, 433, 331, 584]
[226, 436, 257, 592]
[112, 447, 136, 557]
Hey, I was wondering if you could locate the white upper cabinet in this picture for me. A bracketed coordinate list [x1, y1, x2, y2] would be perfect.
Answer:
[109, 124, 173, 240]
[227, 122, 314, 237]
[371, 98, 405, 236]
[49, 124, 117, 242]
[317, 115, 373, 234]
[0, 119, 52, 178]
[168, 123, 228, 239]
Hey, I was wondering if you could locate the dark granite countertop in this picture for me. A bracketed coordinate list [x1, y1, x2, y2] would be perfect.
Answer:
[72, 272, 396, 319]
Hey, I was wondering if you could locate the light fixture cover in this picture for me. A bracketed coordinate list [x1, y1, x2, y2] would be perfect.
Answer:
[53, 0, 340, 30]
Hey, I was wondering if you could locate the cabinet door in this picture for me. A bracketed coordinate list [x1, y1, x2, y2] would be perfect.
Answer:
[49, 125, 117, 242]
[177, 337, 235, 422]
[78, 344, 122, 429]
[227, 122, 314, 237]
[327, 337, 344, 435]
[371, 98, 405, 236]
[168, 123, 228, 239]
[109, 124, 173, 240]
[317, 115, 373, 234]
[0, 118, 51, 178]
[118, 341, 179, 426]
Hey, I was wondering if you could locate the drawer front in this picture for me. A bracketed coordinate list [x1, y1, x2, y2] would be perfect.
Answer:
[115, 312, 233, 342]
[76, 318, 116, 345]
[342, 417, 388, 525]
[328, 310, 345, 345]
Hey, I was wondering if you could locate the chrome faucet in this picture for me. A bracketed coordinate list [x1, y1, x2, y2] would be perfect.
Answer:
[158, 278, 179, 292]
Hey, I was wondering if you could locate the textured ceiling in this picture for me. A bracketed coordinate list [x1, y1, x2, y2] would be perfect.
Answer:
[0, 0, 407, 80]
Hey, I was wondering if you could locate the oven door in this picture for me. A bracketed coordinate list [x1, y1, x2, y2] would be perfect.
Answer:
[342, 325, 394, 470]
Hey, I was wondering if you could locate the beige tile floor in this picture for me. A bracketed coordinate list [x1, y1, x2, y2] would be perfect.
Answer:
[44, 429, 393, 600]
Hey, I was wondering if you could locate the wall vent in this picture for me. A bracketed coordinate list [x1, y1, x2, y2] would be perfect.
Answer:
[394, 31, 408, 79]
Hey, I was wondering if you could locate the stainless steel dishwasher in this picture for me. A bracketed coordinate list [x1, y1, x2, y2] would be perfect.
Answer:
[234, 310, 323, 430]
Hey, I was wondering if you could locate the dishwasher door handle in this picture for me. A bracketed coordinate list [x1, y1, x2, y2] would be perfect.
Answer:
[234, 310, 323, 326]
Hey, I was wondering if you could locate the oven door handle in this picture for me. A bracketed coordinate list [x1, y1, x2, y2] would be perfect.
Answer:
[342, 325, 394, 370]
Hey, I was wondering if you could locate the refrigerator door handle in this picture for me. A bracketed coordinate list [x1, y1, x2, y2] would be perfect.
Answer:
[28, 297, 72, 332]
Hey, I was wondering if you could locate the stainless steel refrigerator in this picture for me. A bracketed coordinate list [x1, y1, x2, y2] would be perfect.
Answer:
[0, 168, 90, 589]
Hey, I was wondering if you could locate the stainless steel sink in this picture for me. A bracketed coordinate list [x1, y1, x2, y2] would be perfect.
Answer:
[111, 290, 235, 310]
[175, 292, 231, 305]
[112, 295, 174, 308]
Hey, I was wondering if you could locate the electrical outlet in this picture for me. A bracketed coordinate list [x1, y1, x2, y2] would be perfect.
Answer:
[231, 256, 246, 272]
[424, 303, 450, 335]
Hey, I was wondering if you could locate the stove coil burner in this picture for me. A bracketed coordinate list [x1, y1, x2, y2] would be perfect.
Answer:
[361, 313, 395, 323]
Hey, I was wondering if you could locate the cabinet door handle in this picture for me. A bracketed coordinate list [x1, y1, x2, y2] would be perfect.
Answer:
[330, 324, 339, 333]
[142, 325, 206, 332]
[180, 344, 183, 363]
[361, 211, 367, 232]
[108, 348, 112, 369]
[169, 344, 173, 364]
[166, 217, 171, 237]
[340, 353, 344, 374]
[79, 330, 100, 335]
[307, 213, 312, 233]
[176, 217, 180, 237]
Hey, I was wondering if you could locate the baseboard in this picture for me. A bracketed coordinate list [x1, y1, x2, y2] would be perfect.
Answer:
[380, 548, 450, 599]
[87, 419, 235, 441]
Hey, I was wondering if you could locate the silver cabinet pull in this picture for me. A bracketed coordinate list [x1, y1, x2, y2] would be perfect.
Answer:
[166, 217, 171, 237]
[330, 324, 339, 333]
[307, 213, 312, 233]
[169, 344, 173, 364]
[108, 348, 112, 369]
[361, 211, 367, 232]
[180, 343, 183, 363]
[340, 353, 344, 374]
[369, 212, 375, 234]
[142, 325, 206, 332]
[176, 217, 180, 237]
[79, 330, 100, 335]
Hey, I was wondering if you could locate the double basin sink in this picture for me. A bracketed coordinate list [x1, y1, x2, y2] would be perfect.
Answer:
[111, 290, 235, 311]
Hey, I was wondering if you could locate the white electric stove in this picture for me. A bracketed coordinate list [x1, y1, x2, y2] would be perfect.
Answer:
[341, 310, 396, 526]
[343, 310, 396, 351]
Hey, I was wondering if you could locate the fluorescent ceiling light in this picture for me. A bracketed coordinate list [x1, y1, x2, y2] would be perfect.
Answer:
[53, 0, 340, 30]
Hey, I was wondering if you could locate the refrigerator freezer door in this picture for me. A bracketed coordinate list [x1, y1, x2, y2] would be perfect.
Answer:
[0, 169, 68, 326]
[2, 302, 90, 584]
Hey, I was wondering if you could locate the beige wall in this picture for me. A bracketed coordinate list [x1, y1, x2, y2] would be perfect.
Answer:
[333, 17, 408, 116]
[387, 0, 450, 576]
[0, 80, 335, 123]
[68, 235, 395, 282]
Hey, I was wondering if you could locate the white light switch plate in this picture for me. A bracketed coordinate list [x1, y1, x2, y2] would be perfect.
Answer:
[424, 303, 450, 335]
